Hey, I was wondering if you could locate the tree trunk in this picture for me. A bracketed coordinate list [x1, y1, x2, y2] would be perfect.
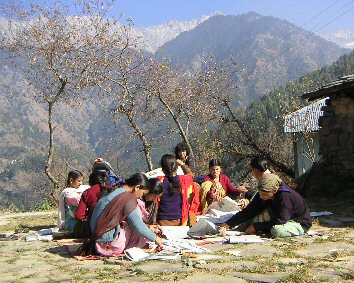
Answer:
[125, 111, 154, 171]
[45, 101, 60, 191]
[157, 95, 194, 157]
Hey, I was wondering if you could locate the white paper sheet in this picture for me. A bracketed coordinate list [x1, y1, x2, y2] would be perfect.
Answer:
[148, 250, 181, 261]
[124, 247, 149, 262]
[187, 219, 218, 238]
[228, 235, 264, 244]
[162, 239, 211, 253]
[144, 167, 184, 179]
[161, 226, 190, 239]
[206, 197, 241, 213]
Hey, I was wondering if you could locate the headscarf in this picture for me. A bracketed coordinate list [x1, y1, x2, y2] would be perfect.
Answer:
[258, 173, 282, 193]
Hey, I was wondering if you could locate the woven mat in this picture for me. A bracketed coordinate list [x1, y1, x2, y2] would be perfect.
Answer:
[56, 239, 102, 261]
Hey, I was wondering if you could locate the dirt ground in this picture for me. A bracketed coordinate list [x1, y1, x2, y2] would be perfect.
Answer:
[0, 203, 353, 283]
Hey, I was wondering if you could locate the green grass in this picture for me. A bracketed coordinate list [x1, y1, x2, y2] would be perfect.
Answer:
[0, 214, 56, 233]
[279, 266, 312, 283]
[6, 256, 20, 265]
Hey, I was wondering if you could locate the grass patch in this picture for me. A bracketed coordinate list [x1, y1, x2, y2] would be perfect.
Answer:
[0, 213, 56, 233]
[279, 266, 313, 283]
[6, 256, 20, 265]
[16, 248, 31, 253]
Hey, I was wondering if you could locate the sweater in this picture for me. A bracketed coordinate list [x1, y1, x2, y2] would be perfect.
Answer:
[75, 184, 102, 221]
[204, 173, 242, 197]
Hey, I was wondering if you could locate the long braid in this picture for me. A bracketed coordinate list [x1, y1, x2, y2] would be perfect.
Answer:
[161, 154, 181, 195]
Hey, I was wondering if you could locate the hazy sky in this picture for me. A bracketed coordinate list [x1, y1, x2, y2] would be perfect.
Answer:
[17, 0, 354, 32]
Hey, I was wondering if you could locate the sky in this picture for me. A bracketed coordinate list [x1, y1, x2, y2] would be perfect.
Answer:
[14, 0, 354, 32]
[114, 0, 354, 32]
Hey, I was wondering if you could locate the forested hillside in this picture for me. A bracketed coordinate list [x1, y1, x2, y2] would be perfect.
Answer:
[0, 59, 98, 210]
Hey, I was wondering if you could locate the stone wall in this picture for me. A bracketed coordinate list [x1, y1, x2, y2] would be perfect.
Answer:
[318, 94, 354, 192]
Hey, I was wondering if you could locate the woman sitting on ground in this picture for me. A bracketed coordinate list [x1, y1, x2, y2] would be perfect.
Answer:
[200, 159, 248, 212]
[156, 154, 200, 226]
[57, 170, 89, 236]
[81, 173, 164, 257]
[74, 170, 109, 237]
[219, 173, 312, 238]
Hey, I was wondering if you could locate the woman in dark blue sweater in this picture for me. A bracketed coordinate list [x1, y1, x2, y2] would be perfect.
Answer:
[219, 173, 312, 238]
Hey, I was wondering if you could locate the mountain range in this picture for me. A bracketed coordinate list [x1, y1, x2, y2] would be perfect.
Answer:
[318, 29, 354, 49]
[126, 12, 354, 52]
[155, 12, 349, 101]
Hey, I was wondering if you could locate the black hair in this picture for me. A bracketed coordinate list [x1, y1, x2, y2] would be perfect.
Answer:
[125, 173, 151, 191]
[88, 170, 107, 187]
[174, 142, 189, 160]
[92, 162, 110, 173]
[148, 178, 164, 195]
[209, 158, 222, 168]
[161, 154, 181, 194]
[66, 170, 83, 187]
[250, 156, 269, 172]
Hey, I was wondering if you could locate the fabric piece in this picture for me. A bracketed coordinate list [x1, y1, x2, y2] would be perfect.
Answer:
[157, 219, 181, 226]
[270, 220, 305, 237]
[200, 181, 227, 212]
[144, 199, 158, 225]
[57, 185, 89, 231]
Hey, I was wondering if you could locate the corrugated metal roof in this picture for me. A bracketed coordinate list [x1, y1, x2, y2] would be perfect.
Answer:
[302, 74, 354, 101]
[284, 98, 327, 133]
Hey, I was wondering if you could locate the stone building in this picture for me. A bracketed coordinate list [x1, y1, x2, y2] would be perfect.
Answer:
[301, 74, 354, 195]
[284, 98, 326, 178]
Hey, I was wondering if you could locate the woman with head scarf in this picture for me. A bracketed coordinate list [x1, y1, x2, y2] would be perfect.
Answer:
[219, 173, 312, 238]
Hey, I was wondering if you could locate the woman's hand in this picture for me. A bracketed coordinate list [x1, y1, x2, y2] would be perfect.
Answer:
[149, 224, 162, 235]
[245, 225, 256, 235]
[176, 159, 185, 166]
[211, 182, 223, 202]
[239, 184, 248, 193]
[219, 223, 230, 237]
[155, 236, 164, 250]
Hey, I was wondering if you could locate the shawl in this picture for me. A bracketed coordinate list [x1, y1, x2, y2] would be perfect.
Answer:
[76, 191, 137, 256]
[57, 185, 89, 229]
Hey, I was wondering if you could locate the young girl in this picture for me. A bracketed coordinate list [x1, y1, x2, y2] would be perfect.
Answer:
[57, 170, 89, 235]
[157, 154, 200, 226]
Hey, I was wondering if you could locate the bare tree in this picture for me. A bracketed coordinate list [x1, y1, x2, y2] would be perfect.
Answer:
[0, 0, 134, 196]
[98, 49, 158, 171]
[195, 58, 296, 178]
[143, 59, 220, 160]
